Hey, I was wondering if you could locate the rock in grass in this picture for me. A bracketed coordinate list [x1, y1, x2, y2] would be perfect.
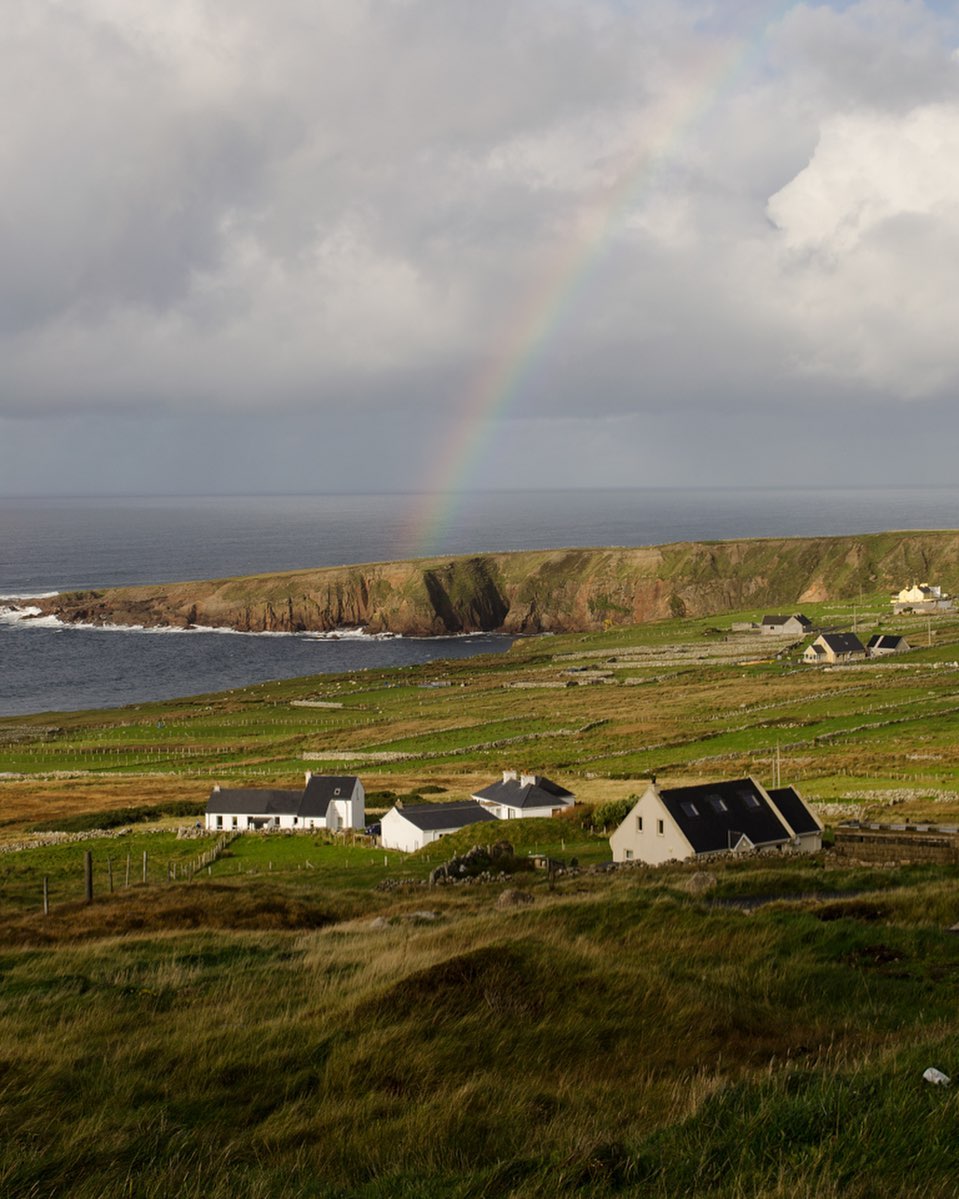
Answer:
[497, 889, 534, 908]
[685, 871, 718, 895]
[923, 1067, 951, 1086]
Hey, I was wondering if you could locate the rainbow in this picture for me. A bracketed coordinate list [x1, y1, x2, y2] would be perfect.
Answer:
[406, 4, 795, 557]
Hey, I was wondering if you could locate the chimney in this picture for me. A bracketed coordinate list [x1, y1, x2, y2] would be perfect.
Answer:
[213, 784, 220, 792]
[520, 773, 537, 788]
[304, 770, 313, 785]
[502, 770, 517, 783]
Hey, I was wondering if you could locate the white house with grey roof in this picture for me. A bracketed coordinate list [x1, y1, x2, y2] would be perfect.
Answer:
[609, 777, 822, 866]
[867, 634, 910, 657]
[471, 771, 575, 820]
[760, 614, 812, 636]
[205, 773, 364, 832]
[380, 800, 498, 853]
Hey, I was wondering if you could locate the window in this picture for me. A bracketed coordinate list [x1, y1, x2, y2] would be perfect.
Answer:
[625, 849, 634, 860]
[708, 797, 728, 814]
[680, 802, 700, 818]
[657, 819, 664, 836]
[741, 791, 761, 809]
[636, 815, 643, 831]
[231, 815, 238, 829]
[216, 815, 223, 830]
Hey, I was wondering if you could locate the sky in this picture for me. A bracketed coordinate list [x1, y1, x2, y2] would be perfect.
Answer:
[2, 0, 959, 496]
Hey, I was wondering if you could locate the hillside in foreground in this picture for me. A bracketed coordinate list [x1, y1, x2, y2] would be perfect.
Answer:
[5, 594, 959, 1194]
[34, 529, 959, 635]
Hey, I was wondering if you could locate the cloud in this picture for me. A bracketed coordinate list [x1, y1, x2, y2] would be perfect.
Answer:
[767, 101, 959, 396]
[3, 1, 959, 493]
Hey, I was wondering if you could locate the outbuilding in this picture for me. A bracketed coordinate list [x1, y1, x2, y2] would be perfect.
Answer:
[380, 800, 498, 853]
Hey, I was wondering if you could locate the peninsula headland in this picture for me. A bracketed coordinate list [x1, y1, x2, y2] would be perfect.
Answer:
[32, 529, 959, 636]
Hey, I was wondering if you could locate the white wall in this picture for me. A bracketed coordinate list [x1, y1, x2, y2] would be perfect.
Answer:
[609, 786, 692, 865]
[381, 807, 424, 852]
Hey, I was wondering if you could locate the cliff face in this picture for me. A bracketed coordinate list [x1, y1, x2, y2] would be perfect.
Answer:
[34, 531, 959, 636]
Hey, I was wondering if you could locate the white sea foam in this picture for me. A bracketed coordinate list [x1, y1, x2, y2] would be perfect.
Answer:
[0, 592, 60, 600]
[0, 605, 402, 639]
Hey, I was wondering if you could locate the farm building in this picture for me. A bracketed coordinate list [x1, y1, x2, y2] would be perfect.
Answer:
[380, 800, 498, 853]
[609, 777, 822, 865]
[205, 773, 364, 832]
[867, 634, 910, 657]
[803, 632, 866, 665]
[892, 583, 953, 614]
[760, 614, 812, 636]
[471, 771, 575, 819]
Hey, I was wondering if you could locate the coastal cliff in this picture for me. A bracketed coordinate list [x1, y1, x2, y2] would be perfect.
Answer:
[34, 531, 959, 636]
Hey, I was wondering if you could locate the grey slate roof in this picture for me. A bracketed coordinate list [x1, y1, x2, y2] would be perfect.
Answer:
[206, 788, 302, 816]
[472, 775, 575, 810]
[301, 775, 358, 818]
[768, 786, 821, 837]
[820, 632, 866, 655]
[394, 800, 498, 832]
[658, 778, 792, 855]
[867, 634, 906, 650]
[762, 614, 811, 628]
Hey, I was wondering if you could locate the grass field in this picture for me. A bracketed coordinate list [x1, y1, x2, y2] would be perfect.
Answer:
[5, 597, 959, 1194]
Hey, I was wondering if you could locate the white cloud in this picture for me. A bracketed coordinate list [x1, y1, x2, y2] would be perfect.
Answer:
[766, 101, 959, 395]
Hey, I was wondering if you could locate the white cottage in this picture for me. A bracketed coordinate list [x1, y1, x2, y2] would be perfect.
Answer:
[205, 773, 365, 832]
[471, 771, 575, 819]
[609, 777, 822, 865]
[380, 800, 498, 853]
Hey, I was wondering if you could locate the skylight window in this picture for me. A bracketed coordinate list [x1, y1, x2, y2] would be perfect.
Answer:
[709, 797, 728, 813]
[680, 802, 700, 817]
[740, 791, 761, 809]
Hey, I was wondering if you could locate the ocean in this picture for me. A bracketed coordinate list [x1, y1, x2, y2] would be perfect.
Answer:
[3, 487, 958, 716]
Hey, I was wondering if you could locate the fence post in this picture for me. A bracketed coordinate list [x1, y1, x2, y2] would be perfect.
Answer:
[142, 851, 148, 884]
[42, 875, 49, 916]
[125, 853, 131, 887]
[84, 851, 93, 904]
[107, 857, 113, 893]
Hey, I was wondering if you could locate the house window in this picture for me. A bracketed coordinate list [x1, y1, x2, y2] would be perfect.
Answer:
[232, 815, 238, 829]
[625, 849, 634, 860]
[708, 797, 728, 814]
[216, 815, 223, 830]
[680, 802, 699, 818]
[741, 792, 761, 809]
[636, 815, 643, 831]
[657, 819, 664, 836]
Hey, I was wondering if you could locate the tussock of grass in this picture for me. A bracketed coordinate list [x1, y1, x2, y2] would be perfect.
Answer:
[4, 862, 959, 1195]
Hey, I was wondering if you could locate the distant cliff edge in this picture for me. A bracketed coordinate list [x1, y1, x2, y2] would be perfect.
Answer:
[32, 531, 959, 636]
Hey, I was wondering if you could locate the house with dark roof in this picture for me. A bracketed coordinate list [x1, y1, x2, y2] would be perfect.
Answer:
[760, 614, 812, 636]
[609, 777, 822, 865]
[471, 771, 575, 819]
[205, 773, 364, 832]
[380, 800, 498, 853]
[803, 632, 866, 665]
[867, 634, 910, 657]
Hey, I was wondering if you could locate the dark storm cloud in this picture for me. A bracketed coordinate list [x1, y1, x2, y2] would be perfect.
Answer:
[2, 1, 959, 493]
